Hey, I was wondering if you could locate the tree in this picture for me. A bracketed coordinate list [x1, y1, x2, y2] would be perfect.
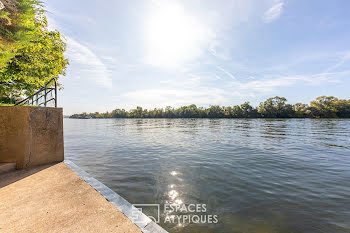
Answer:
[177, 104, 200, 118]
[334, 99, 350, 118]
[129, 106, 143, 118]
[293, 103, 309, 118]
[309, 96, 338, 118]
[0, 0, 68, 102]
[164, 106, 175, 118]
[229, 105, 243, 118]
[207, 105, 225, 118]
[69, 96, 350, 119]
[258, 96, 293, 118]
[241, 102, 258, 118]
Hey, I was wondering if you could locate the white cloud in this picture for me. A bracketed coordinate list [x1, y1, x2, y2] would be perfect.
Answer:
[45, 6, 97, 30]
[118, 68, 348, 110]
[120, 88, 233, 109]
[208, 40, 230, 60]
[65, 37, 112, 88]
[46, 15, 112, 88]
[324, 50, 350, 73]
[233, 70, 350, 93]
[46, 15, 59, 31]
[216, 65, 237, 80]
[262, 1, 284, 23]
[237, 75, 314, 92]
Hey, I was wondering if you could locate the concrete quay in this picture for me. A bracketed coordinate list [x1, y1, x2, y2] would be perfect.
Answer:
[0, 162, 167, 233]
[0, 106, 167, 232]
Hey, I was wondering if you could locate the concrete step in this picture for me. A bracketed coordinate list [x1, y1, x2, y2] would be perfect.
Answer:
[0, 163, 16, 175]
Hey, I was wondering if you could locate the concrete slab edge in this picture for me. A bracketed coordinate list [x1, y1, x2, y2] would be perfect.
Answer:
[64, 160, 168, 233]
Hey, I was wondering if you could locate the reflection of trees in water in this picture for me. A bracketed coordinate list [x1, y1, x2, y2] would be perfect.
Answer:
[231, 119, 256, 138]
[260, 119, 288, 141]
[308, 119, 349, 148]
[310, 119, 338, 131]
[234, 119, 253, 129]
[207, 119, 222, 133]
[111, 118, 349, 150]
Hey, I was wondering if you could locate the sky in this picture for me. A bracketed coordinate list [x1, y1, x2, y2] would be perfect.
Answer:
[45, 0, 350, 115]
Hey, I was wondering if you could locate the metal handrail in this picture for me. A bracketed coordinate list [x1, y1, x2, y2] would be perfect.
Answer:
[15, 78, 57, 107]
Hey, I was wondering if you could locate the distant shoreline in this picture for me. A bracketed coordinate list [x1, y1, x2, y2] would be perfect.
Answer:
[69, 116, 350, 119]
[69, 96, 350, 119]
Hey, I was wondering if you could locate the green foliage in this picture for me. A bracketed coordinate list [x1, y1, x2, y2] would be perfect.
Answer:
[293, 103, 309, 118]
[1, 0, 40, 66]
[258, 96, 294, 118]
[309, 96, 338, 118]
[240, 102, 259, 118]
[70, 96, 350, 119]
[334, 99, 350, 118]
[228, 105, 243, 118]
[0, 0, 68, 101]
[207, 105, 225, 118]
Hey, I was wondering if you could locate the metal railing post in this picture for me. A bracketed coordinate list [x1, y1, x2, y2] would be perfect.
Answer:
[15, 78, 58, 107]
[44, 88, 47, 107]
[54, 78, 57, 107]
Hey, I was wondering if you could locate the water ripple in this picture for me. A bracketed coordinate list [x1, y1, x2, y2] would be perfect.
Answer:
[64, 118, 350, 233]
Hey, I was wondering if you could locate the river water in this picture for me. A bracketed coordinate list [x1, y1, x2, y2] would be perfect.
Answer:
[64, 118, 350, 233]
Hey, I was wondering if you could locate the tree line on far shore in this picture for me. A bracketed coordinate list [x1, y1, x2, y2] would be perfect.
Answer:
[70, 96, 350, 119]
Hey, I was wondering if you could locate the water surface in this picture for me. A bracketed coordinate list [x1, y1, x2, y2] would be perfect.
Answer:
[64, 118, 350, 233]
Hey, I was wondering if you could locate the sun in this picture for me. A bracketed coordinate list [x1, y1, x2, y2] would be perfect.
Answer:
[144, 2, 208, 68]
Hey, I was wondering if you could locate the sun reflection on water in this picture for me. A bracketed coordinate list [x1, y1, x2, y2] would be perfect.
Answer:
[170, 171, 177, 176]
[168, 190, 179, 200]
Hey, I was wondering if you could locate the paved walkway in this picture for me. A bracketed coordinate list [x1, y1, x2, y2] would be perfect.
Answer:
[0, 163, 142, 233]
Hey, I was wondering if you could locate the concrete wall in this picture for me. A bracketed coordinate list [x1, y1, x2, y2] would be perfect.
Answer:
[0, 106, 64, 169]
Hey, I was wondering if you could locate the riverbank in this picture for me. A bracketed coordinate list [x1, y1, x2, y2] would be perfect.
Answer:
[0, 161, 167, 233]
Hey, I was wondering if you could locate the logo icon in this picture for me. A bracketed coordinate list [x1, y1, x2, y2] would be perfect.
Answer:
[132, 204, 160, 223]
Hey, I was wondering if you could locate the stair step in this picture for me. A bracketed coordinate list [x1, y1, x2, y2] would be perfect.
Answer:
[0, 163, 16, 175]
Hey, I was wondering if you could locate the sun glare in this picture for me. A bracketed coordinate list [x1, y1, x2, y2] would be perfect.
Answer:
[145, 2, 208, 68]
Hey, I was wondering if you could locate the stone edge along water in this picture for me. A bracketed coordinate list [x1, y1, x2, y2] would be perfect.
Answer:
[64, 160, 168, 233]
